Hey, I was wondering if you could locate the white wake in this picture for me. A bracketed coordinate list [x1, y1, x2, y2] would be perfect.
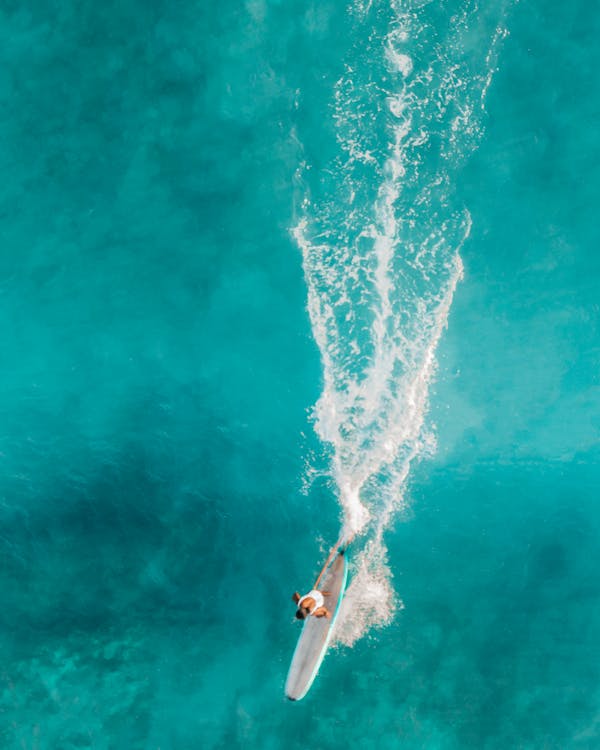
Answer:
[293, 0, 512, 646]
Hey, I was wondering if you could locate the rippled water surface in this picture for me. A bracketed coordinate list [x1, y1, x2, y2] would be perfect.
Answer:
[1, 1, 599, 748]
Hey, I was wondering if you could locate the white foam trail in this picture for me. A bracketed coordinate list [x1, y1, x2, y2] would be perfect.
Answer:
[293, 0, 513, 646]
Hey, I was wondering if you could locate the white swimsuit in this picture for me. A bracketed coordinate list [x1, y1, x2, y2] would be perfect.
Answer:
[298, 589, 325, 613]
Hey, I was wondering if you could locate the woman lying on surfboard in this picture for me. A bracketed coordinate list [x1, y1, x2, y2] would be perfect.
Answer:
[292, 590, 332, 619]
[292, 534, 353, 620]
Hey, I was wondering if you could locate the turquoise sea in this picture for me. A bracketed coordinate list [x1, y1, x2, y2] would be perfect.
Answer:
[1, 0, 599, 748]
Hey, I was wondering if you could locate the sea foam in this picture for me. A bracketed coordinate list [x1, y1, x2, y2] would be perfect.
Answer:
[293, 0, 512, 646]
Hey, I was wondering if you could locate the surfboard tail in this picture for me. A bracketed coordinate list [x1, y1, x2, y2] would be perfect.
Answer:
[338, 531, 356, 554]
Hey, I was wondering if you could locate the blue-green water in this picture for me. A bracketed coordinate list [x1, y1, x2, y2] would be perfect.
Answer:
[1, 1, 599, 748]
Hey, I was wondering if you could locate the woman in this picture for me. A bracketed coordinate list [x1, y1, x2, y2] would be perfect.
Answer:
[292, 589, 331, 619]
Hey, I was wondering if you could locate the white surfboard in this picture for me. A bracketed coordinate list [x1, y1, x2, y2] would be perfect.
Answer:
[285, 551, 348, 701]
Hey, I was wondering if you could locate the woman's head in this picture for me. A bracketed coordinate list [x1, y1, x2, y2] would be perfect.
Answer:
[295, 606, 310, 620]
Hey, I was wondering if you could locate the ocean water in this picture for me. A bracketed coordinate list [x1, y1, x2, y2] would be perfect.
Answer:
[1, 0, 599, 748]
